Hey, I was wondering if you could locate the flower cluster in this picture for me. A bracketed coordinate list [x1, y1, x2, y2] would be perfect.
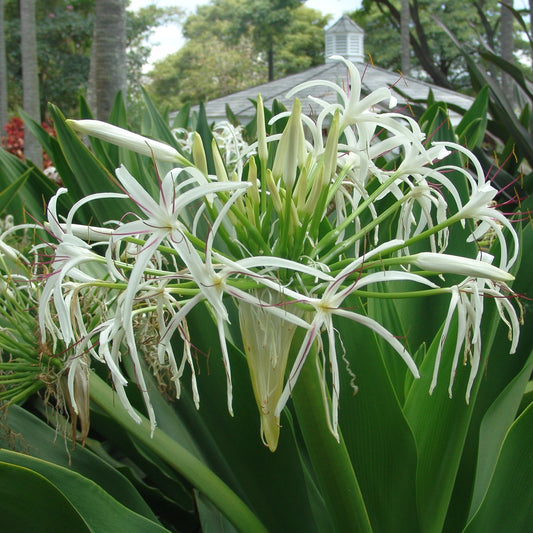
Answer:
[39, 57, 520, 451]
[1, 116, 56, 168]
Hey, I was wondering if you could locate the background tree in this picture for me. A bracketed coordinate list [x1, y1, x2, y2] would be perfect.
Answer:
[232, 0, 304, 81]
[126, 4, 183, 116]
[0, 0, 7, 131]
[353, 0, 502, 90]
[148, 1, 329, 107]
[3, 0, 180, 121]
[500, 0, 514, 94]
[400, 0, 410, 75]
[182, 0, 316, 82]
[148, 37, 267, 111]
[89, 0, 127, 120]
[20, 0, 41, 166]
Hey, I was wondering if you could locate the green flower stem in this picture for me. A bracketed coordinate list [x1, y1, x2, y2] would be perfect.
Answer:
[88, 372, 268, 533]
[290, 339, 373, 533]
[1, 382, 44, 403]
[321, 197, 408, 264]
[313, 172, 401, 259]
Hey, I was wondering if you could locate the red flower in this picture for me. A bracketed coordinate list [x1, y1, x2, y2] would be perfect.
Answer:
[1, 116, 56, 168]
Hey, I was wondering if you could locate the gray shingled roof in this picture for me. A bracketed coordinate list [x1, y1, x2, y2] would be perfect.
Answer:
[187, 60, 473, 124]
[327, 14, 364, 34]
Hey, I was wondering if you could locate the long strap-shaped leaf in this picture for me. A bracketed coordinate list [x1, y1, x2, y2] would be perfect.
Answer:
[88, 373, 268, 533]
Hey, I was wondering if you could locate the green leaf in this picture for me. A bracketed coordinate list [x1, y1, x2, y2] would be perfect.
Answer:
[0, 403, 159, 521]
[291, 330, 372, 533]
[0, 170, 30, 215]
[172, 104, 191, 130]
[335, 302, 420, 533]
[463, 402, 533, 532]
[177, 306, 327, 533]
[195, 102, 216, 175]
[0, 149, 55, 222]
[468, 346, 533, 519]
[196, 490, 240, 533]
[0, 460, 90, 532]
[455, 86, 489, 149]
[88, 372, 268, 533]
[0, 450, 170, 532]
[404, 318, 475, 533]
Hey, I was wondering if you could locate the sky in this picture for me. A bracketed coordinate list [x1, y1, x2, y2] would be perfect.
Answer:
[128, 0, 362, 65]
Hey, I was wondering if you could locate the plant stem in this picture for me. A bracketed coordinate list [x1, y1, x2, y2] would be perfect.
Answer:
[290, 342, 373, 533]
[88, 373, 268, 533]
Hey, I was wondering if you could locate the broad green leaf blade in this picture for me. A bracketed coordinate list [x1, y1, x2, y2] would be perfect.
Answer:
[468, 346, 533, 518]
[455, 86, 489, 149]
[195, 102, 216, 174]
[89, 402, 197, 514]
[88, 373, 268, 533]
[0, 170, 29, 215]
[172, 103, 191, 130]
[0, 460, 91, 532]
[518, 380, 533, 414]
[0, 450, 170, 532]
[446, 217, 533, 528]
[463, 402, 533, 533]
[367, 285, 413, 403]
[404, 318, 475, 533]
[176, 306, 328, 533]
[1, 403, 158, 521]
[441, 218, 530, 532]
[0, 149, 55, 223]
[336, 303, 420, 533]
[196, 490, 240, 533]
[291, 330, 372, 533]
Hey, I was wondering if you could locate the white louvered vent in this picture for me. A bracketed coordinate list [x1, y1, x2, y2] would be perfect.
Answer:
[325, 15, 365, 63]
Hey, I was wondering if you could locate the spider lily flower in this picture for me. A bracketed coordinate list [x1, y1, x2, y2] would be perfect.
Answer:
[67, 119, 191, 166]
[430, 254, 520, 402]
[108, 165, 250, 428]
[455, 182, 519, 271]
[38, 188, 108, 348]
[274, 241, 438, 439]
[38, 56, 522, 449]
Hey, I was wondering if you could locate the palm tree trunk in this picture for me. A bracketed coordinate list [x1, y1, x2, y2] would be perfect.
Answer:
[0, 0, 8, 131]
[20, 0, 42, 167]
[92, 0, 127, 120]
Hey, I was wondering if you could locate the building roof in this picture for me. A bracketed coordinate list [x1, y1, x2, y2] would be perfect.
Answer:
[193, 60, 473, 124]
[327, 14, 364, 35]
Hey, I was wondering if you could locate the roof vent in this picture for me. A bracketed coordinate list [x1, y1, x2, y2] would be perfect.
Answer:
[325, 15, 365, 63]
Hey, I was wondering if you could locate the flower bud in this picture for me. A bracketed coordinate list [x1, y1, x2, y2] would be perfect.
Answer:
[67, 119, 190, 166]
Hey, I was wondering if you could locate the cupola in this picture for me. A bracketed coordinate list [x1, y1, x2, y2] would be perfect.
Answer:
[325, 15, 365, 63]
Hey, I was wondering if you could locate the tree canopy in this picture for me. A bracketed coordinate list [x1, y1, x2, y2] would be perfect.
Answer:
[148, 0, 329, 108]
[351, 0, 503, 90]
[2, 0, 181, 119]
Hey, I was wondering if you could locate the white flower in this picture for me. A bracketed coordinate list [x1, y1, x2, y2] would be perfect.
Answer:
[273, 241, 437, 439]
[38, 188, 107, 348]
[456, 182, 519, 271]
[430, 253, 520, 401]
